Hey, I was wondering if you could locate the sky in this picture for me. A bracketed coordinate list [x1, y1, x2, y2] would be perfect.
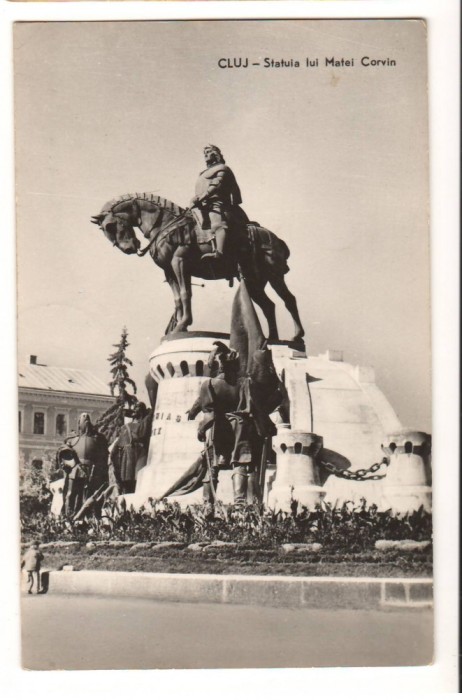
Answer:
[14, 19, 431, 430]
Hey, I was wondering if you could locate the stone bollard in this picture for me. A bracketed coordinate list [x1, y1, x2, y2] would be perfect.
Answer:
[381, 430, 432, 514]
[267, 426, 325, 511]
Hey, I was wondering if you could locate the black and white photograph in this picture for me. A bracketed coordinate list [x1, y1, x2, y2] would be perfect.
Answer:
[2, 6, 458, 690]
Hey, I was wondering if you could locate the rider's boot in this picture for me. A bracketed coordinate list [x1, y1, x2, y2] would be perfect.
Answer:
[201, 227, 226, 261]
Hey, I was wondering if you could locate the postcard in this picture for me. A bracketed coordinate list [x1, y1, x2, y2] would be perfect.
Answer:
[13, 16, 438, 677]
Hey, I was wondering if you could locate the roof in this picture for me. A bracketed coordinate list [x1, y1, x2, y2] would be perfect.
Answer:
[18, 363, 112, 397]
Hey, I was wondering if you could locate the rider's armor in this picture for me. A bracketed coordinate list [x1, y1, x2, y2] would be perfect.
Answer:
[195, 162, 242, 218]
[194, 162, 244, 260]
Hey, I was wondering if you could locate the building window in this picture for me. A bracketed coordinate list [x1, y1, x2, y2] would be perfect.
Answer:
[33, 412, 45, 435]
[18, 411, 22, 433]
[56, 414, 67, 436]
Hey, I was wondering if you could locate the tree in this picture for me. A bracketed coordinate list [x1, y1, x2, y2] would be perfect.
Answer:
[96, 327, 139, 443]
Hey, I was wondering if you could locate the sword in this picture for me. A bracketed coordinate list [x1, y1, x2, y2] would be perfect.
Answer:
[258, 437, 270, 503]
[204, 429, 218, 504]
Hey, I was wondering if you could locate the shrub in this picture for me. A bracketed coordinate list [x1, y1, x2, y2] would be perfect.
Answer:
[19, 461, 53, 519]
[19, 497, 432, 551]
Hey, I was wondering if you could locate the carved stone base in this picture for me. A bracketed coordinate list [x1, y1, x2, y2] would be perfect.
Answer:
[267, 427, 325, 511]
[133, 332, 235, 508]
[381, 431, 432, 513]
[381, 485, 432, 515]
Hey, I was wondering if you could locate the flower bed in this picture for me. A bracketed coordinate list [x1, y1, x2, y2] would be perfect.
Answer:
[20, 498, 432, 577]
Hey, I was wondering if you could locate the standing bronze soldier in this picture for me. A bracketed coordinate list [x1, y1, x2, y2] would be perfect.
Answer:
[187, 342, 262, 507]
[56, 445, 87, 517]
[64, 413, 109, 498]
[111, 403, 153, 494]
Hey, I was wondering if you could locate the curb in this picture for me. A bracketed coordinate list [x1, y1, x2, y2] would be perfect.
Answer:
[44, 570, 433, 610]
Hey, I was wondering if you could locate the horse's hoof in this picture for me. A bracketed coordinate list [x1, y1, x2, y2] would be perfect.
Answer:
[288, 337, 306, 352]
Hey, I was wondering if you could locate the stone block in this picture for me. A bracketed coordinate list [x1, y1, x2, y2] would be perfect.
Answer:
[96, 541, 134, 549]
[129, 543, 153, 552]
[225, 578, 303, 607]
[325, 349, 344, 362]
[151, 575, 224, 603]
[408, 582, 433, 602]
[295, 543, 322, 552]
[375, 539, 431, 552]
[280, 543, 322, 553]
[302, 579, 381, 609]
[204, 541, 239, 551]
[39, 541, 81, 549]
[280, 544, 296, 553]
[151, 542, 186, 551]
[375, 540, 396, 550]
[383, 581, 407, 603]
[397, 541, 431, 552]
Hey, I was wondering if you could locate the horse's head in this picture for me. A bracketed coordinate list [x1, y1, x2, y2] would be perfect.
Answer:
[91, 200, 140, 255]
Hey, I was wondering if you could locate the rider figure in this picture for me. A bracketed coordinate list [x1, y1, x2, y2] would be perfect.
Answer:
[191, 145, 245, 261]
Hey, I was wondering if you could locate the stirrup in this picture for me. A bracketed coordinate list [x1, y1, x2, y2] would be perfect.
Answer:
[201, 251, 223, 261]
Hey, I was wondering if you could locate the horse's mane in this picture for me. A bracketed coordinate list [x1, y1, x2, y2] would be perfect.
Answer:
[101, 192, 185, 216]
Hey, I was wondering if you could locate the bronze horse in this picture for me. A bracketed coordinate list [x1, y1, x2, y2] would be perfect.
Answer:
[91, 192, 304, 342]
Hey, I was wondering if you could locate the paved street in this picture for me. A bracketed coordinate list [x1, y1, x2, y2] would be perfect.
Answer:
[21, 594, 433, 670]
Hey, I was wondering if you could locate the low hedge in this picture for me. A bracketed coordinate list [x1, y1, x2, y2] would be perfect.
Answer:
[20, 498, 432, 553]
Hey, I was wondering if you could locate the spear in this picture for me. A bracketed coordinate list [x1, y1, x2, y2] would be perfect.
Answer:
[73, 482, 108, 521]
[258, 437, 270, 503]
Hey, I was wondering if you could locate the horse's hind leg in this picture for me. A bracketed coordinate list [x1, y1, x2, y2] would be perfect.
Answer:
[268, 272, 305, 342]
[245, 278, 279, 341]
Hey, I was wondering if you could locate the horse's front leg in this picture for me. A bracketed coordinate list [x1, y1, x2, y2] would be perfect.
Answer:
[164, 269, 183, 335]
[171, 250, 192, 332]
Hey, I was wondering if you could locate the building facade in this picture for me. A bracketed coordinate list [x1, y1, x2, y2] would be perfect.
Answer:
[18, 356, 114, 470]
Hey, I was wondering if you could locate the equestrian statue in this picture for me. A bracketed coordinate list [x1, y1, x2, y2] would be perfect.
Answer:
[91, 145, 304, 345]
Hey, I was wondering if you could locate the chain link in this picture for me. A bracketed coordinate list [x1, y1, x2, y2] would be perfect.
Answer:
[319, 457, 390, 481]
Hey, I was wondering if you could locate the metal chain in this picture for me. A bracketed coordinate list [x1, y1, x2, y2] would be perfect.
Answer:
[319, 456, 390, 481]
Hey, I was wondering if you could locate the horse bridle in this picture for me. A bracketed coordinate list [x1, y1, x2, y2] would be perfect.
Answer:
[102, 202, 191, 257]
[135, 208, 192, 257]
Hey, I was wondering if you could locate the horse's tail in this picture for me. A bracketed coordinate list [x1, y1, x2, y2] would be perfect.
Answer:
[278, 238, 290, 264]
[249, 225, 290, 274]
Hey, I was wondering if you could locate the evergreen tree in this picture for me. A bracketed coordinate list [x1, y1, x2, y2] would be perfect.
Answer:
[96, 327, 139, 443]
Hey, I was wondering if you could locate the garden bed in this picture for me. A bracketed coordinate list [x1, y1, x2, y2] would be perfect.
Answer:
[20, 498, 433, 578]
[34, 541, 432, 578]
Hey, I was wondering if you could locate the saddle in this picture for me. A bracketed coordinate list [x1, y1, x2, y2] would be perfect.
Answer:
[190, 208, 214, 244]
[187, 207, 260, 250]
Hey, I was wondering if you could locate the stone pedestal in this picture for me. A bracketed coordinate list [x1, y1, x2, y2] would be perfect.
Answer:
[381, 430, 432, 513]
[269, 344, 403, 506]
[131, 332, 235, 508]
[267, 426, 325, 511]
[130, 335, 408, 510]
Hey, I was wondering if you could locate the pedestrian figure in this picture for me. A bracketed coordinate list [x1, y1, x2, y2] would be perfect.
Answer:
[21, 540, 44, 594]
